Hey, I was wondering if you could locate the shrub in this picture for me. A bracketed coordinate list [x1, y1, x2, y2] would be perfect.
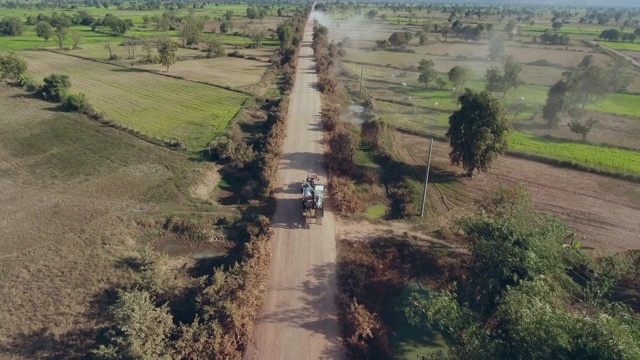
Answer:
[41, 73, 70, 102]
[228, 50, 245, 58]
[62, 93, 88, 112]
[330, 176, 363, 213]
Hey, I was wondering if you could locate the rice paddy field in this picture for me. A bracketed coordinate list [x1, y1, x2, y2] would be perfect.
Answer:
[21, 51, 247, 149]
[509, 132, 640, 176]
[596, 41, 640, 51]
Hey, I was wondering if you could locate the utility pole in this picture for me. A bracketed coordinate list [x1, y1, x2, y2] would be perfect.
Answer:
[420, 138, 434, 217]
[359, 60, 364, 95]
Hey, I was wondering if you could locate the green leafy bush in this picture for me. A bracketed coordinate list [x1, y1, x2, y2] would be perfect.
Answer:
[41, 73, 70, 103]
[62, 93, 88, 112]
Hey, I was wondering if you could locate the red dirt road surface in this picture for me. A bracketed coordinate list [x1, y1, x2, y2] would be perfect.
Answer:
[247, 15, 342, 360]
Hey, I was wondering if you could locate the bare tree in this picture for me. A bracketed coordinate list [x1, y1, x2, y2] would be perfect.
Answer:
[71, 30, 82, 49]
[123, 39, 138, 59]
[104, 42, 116, 60]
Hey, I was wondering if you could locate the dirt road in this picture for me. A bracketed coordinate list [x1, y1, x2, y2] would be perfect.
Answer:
[248, 15, 342, 360]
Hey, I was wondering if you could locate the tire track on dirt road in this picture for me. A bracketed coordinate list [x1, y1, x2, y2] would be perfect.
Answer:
[247, 14, 342, 360]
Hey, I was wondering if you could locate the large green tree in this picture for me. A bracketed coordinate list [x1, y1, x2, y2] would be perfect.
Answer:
[0, 17, 24, 36]
[35, 21, 54, 41]
[542, 79, 568, 129]
[417, 59, 438, 88]
[448, 65, 471, 90]
[565, 57, 611, 110]
[179, 15, 204, 46]
[446, 89, 511, 177]
[157, 38, 178, 72]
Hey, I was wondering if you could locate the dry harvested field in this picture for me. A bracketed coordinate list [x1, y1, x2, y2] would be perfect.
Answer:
[60, 43, 204, 62]
[393, 130, 640, 253]
[621, 50, 640, 63]
[137, 56, 270, 89]
[341, 44, 617, 88]
[0, 85, 214, 358]
[21, 51, 247, 149]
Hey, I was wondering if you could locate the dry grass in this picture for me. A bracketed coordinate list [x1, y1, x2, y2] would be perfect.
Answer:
[137, 56, 270, 89]
[22, 51, 247, 149]
[0, 85, 211, 358]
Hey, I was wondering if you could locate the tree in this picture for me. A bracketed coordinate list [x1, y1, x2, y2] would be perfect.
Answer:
[0, 52, 27, 82]
[179, 16, 203, 46]
[417, 59, 438, 88]
[501, 56, 523, 96]
[102, 14, 131, 36]
[249, 28, 266, 48]
[327, 127, 359, 175]
[104, 42, 117, 60]
[35, 21, 54, 41]
[41, 73, 71, 102]
[542, 79, 568, 129]
[123, 39, 138, 59]
[599, 29, 621, 41]
[204, 35, 225, 58]
[366, 9, 378, 21]
[552, 21, 563, 31]
[388, 31, 412, 49]
[93, 289, 175, 359]
[157, 37, 177, 71]
[607, 57, 633, 93]
[0, 17, 24, 36]
[416, 30, 428, 45]
[220, 20, 233, 34]
[448, 65, 471, 90]
[70, 30, 82, 49]
[564, 57, 612, 110]
[246, 6, 258, 19]
[446, 89, 511, 177]
[488, 34, 505, 60]
[485, 56, 523, 98]
[225, 10, 233, 21]
[568, 118, 597, 141]
[53, 27, 68, 49]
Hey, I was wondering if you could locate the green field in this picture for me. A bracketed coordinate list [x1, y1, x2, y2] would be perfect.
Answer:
[23, 51, 247, 149]
[596, 41, 640, 51]
[509, 131, 640, 176]
[588, 93, 640, 118]
[0, 3, 283, 51]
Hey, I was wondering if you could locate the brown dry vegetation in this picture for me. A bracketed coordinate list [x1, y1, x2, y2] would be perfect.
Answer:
[337, 235, 465, 358]
[0, 84, 217, 358]
[136, 56, 270, 89]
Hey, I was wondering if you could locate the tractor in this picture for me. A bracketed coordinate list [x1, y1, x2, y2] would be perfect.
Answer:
[301, 173, 324, 225]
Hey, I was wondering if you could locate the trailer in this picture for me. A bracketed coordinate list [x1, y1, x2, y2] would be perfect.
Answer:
[301, 173, 324, 225]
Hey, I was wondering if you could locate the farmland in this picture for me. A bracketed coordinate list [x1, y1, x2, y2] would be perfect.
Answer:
[0, 84, 218, 356]
[22, 51, 248, 149]
[0, 3, 289, 51]
[509, 132, 640, 176]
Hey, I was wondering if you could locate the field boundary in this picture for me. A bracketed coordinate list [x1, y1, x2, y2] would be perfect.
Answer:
[44, 49, 255, 96]
[390, 125, 640, 184]
[583, 40, 640, 70]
